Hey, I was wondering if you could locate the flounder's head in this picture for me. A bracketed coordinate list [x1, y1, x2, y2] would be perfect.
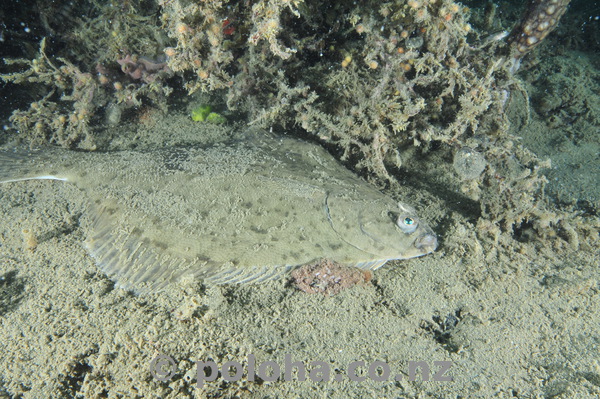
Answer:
[389, 202, 438, 259]
[326, 195, 438, 263]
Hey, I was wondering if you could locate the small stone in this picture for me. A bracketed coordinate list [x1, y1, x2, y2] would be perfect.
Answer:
[453, 147, 486, 180]
[291, 259, 372, 296]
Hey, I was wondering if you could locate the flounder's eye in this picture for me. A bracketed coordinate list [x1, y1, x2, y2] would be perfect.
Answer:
[397, 216, 418, 233]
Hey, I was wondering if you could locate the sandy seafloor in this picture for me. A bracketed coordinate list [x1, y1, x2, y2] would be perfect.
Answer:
[0, 53, 599, 398]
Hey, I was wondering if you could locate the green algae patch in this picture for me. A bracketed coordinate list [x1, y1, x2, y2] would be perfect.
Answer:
[191, 105, 226, 124]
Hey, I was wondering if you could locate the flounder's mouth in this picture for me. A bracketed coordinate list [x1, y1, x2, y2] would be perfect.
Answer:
[414, 233, 438, 253]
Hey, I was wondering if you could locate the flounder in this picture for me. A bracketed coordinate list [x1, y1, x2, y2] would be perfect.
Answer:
[0, 131, 437, 292]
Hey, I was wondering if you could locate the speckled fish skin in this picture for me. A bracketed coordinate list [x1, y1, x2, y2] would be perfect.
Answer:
[0, 132, 437, 292]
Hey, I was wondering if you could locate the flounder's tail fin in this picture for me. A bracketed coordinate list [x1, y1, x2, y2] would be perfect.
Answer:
[0, 148, 68, 183]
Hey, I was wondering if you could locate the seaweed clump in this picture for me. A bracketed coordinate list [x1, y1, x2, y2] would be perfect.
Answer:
[160, 0, 508, 180]
[0, 0, 173, 149]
